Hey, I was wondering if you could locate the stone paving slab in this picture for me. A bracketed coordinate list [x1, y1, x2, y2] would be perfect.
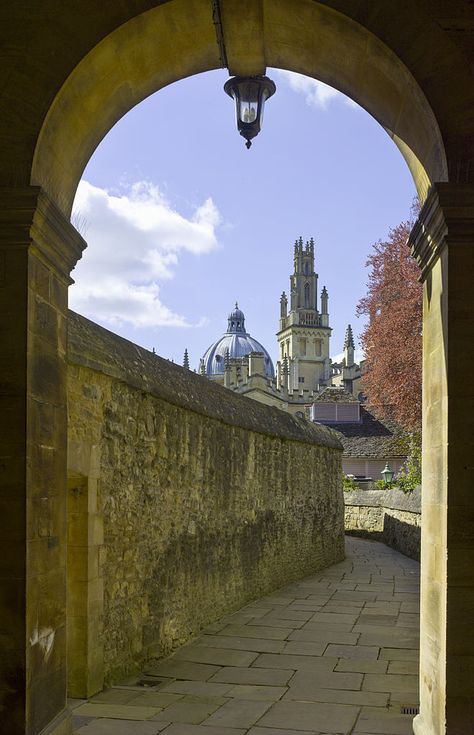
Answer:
[171, 646, 258, 667]
[358, 632, 419, 649]
[74, 703, 161, 720]
[197, 635, 285, 653]
[247, 728, 319, 735]
[76, 720, 170, 734]
[220, 624, 293, 640]
[400, 602, 419, 613]
[354, 706, 416, 734]
[91, 690, 143, 704]
[335, 658, 388, 674]
[160, 725, 245, 734]
[324, 643, 379, 660]
[152, 696, 225, 724]
[251, 653, 338, 671]
[288, 628, 358, 644]
[225, 685, 287, 701]
[287, 668, 363, 693]
[387, 660, 419, 675]
[357, 614, 398, 626]
[160, 681, 234, 697]
[310, 612, 360, 625]
[302, 620, 355, 632]
[256, 700, 359, 734]
[209, 666, 294, 686]
[202, 699, 272, 728]
[379, 647, 419, 661]
[281, 641, 326, 656]
[145, 661, 220, 681]
[72, 538, 421, 735]
[246, 617, 306, 630]
[363, 673, 419, 694]
[128, 693, 185, 708]
[264, 609, 314, 621]
[283, 683, 388, 707]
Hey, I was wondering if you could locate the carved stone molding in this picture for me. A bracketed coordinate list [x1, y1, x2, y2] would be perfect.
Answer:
[0, 186, 86, 283]
[409, 183, 474, 281]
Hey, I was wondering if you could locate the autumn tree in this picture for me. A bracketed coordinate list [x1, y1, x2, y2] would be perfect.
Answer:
[356, 214, 422, 433]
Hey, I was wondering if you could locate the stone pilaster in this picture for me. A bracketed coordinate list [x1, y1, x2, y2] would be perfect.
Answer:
[409, 183, 474, 735]
[0, 187, 85, 735]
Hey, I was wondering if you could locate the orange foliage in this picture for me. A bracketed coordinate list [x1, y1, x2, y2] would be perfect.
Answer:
[357, 217, 422, 432]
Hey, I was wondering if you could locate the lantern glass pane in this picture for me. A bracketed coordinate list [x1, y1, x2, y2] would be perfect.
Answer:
[239, 100, 257, 123]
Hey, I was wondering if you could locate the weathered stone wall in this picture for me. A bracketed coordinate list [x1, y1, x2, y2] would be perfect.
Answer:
[67, 312, 344, 689]
[344, 487, 421, 560]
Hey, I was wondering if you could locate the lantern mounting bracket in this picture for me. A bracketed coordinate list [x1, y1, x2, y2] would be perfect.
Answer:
[212, 0, 228, 69]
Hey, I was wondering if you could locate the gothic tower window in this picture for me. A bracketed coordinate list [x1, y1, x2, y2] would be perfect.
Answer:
[304, 283, 310, 308]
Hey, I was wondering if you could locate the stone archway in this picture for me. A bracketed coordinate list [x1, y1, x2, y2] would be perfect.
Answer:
[31, 0, 448, 213]
[1, 3, 473, 734]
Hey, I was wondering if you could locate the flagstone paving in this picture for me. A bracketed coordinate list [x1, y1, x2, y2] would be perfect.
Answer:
[72, 537, 420, 735]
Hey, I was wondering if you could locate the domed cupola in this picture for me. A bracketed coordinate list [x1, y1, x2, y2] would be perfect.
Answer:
[227, 302, 246, 333]
[201, 303, 275, 379]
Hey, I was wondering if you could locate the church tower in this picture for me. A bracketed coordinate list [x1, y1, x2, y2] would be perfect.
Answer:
[276, 237, 331, 393]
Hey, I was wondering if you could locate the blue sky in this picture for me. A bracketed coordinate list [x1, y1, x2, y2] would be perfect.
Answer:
[71, 68, 415, 369]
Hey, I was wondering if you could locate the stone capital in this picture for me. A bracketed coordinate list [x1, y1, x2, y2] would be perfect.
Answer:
[0, 186, 87, 283]
[409, 182, 474, 281]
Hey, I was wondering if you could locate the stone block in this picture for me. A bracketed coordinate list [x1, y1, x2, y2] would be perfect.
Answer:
[210, 666, 294, 686]
[202, 698, 272, 728]
[256, 700, 359, 733]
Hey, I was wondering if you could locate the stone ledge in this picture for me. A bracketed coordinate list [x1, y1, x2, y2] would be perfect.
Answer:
[344, 487, 421, 514]
[67, 310, 343, 450]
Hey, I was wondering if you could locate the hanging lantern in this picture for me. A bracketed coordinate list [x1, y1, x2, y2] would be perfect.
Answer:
[381, 463, 394, 484]
[224, 75, 276, 149]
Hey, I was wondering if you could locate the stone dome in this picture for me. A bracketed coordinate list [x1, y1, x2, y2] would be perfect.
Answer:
[201, 303, 275, 378]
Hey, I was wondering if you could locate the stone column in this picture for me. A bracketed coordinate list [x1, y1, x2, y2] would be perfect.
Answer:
[0, 188, 85, 735]
[409, 183, 474, 735]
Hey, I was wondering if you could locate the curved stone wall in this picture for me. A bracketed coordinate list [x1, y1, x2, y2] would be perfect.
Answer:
[344, 487, 421, 561]
[66, 312, 344, 690]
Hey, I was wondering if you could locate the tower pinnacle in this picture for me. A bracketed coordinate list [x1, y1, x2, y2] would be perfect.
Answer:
[183, 348, 190, 370]
[344, 324, 355, 350]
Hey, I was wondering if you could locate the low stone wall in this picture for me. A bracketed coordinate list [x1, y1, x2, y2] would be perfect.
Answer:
[344, 487, 421, 560]
[66, 312, 344, 691]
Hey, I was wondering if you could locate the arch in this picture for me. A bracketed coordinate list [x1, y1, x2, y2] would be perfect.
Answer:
[31, 0, 449, 217]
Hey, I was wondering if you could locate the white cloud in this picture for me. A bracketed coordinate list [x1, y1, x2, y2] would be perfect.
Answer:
[70, 180, 221, 328]
[277, 70, 358, 110]
[332, 349, 365, 364]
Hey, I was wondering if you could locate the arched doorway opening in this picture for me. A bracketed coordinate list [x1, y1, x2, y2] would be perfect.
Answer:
[2, 3, 474, 735]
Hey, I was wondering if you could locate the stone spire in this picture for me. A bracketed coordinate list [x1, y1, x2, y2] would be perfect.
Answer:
[280, 291, 288, 318]
[321, 286, 328, 313]
[344, 324, 355, 367]
[183, 348, 190, 370]
[344, 324, 355, 350]
[320, 286, 329, 327]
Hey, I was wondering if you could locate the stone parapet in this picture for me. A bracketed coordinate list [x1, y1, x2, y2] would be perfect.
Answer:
[67, 310, 342, 450]
[344, 488, 421, 561]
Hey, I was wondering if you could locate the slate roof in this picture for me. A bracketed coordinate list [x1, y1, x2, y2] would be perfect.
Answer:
[329, 405, 408, 458]
[313, 386, 359, 403]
